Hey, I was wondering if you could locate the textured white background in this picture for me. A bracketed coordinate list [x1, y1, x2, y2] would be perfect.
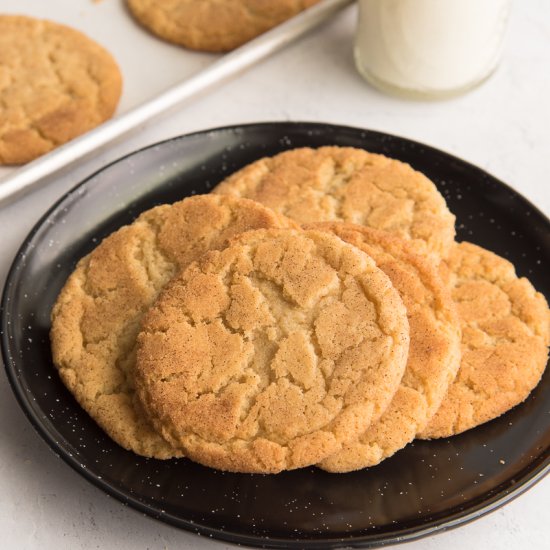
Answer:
[0, 1, 549, 549]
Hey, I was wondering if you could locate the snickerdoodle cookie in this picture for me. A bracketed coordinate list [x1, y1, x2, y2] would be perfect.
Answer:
[136, 228, 410, 473]
[0, 15, 122, 164]
[126, 0, 320, 52]
[50, 195, 295, 458]
[307, 223, 461, 472]
[420, 242, 550, 439]
[213, 147, 456, 259]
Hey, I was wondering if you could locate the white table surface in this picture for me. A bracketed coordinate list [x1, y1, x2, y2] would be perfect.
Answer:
[1, 1, 549, 549]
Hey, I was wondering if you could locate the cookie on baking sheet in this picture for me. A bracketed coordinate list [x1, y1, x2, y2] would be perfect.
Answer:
[0, 15, 122, 165]
[136, 228, 410, 473]
[50, 195, 296, 459]
[306, 223, 461, 472]
[213, 147, 456, 259]
[126, 0, 320, 52]
[420, 242, 550, 439]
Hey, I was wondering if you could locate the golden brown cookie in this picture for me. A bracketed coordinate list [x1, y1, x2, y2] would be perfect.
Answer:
[126, 0, 320, 52]
[0, 15, 122, 165]
[50, 195, 296, 458]
[213, 147, 456, 259]
[420, 242, 550, 439]
[136, 228, 410, 473]
[306, 223, 461, 472]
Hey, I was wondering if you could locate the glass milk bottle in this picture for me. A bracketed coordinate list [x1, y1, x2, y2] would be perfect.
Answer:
[355, 0, 512, 99]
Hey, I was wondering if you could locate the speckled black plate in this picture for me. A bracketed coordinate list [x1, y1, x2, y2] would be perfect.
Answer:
[2, 123, 549, 549]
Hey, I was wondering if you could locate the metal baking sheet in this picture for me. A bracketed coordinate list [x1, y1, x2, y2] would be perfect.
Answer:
[0, 0, 353, 204]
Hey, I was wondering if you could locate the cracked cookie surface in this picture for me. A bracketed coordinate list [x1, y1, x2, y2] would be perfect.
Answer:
[136, 228, 410, 473]
[0, 15, 122, 165]
[420, 242, 550, 439]
[308, 223, 461, 472]
[50, 195, 295, 458]
[213, 146, 456, 259]
[126, 0, 320, 52]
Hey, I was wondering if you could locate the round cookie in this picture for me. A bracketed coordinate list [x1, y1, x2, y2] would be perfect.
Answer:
[136, 228, 410, 473]
[306, 223, 461, 472]
[213, 146, 456, 259]
[50, 195, 296, 458]
[126, 0, 320, 52]
[420, 242, 550, 439]
[0, 15, 122, 165]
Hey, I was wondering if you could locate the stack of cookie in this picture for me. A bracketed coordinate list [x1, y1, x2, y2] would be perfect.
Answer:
[50, 146, 550, 473]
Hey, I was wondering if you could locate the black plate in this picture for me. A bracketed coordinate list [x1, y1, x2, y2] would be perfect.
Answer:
[2, 122, 549, 549]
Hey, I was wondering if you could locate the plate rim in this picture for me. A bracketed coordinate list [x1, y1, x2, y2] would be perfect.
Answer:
[2, 121, 549, 549]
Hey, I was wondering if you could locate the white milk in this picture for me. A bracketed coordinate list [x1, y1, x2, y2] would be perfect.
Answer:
[355, 0, 511, 98]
